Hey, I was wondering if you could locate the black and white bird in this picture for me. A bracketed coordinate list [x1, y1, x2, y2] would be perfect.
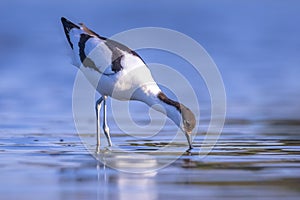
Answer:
[61, 17, 195, 150]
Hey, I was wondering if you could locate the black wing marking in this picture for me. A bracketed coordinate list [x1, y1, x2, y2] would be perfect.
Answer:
[111, 53, 124, 73]
[79, 23, 147, 74]
[78, 34, 101, 73]
[105, 39, 145, 63]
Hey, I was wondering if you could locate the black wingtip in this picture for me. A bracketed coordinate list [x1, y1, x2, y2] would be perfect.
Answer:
[61, 17, 69, 26]
[61, 17, 80, 49]
[61, 17, 80, 31]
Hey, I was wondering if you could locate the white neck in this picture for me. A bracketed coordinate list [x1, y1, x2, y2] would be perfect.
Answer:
[132, 86, 182, 129]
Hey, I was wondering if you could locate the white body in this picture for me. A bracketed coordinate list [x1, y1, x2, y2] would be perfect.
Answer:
[68, 28, 173, 117]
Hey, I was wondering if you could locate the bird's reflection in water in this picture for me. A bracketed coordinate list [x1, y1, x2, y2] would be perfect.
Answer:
[96, 151, 159, 200]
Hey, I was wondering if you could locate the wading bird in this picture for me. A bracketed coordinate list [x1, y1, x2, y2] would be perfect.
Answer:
[61, 17, 195, 150]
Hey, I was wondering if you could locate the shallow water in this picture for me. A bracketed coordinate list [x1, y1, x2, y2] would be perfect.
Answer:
[1, 118, 300, 199]
[1, 0, 300, 199]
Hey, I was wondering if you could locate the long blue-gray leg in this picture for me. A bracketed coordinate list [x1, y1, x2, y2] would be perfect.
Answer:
[96, 96, 104, 149]
[103, 96, 112, 146]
